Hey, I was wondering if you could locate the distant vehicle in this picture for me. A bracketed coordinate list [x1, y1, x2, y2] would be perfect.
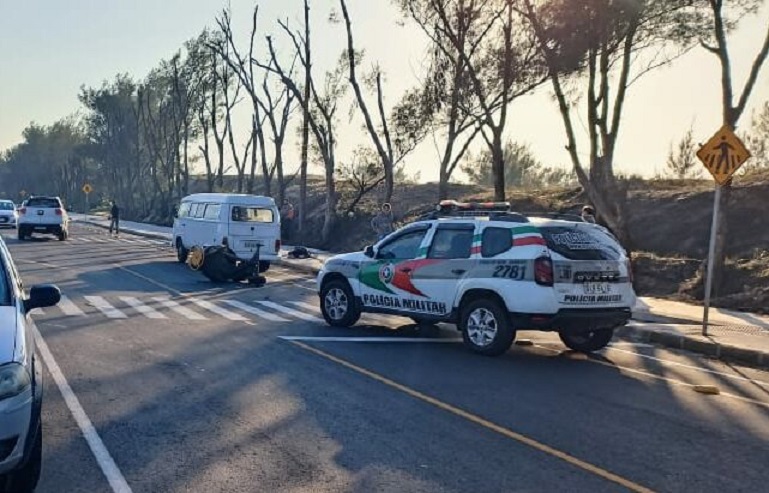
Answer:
[0, 234, 61, 492]
[317, 200, 636, 356]
[17, 196, 70, 241]
[172, 193, 281, 274]
[0, 201, 17, 229]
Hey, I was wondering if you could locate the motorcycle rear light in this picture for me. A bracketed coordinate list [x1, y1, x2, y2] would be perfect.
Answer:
[275, 239, 281, 253]
[534, 257, 554, 287]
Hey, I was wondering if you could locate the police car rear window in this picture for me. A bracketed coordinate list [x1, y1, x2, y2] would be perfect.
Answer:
[540, 226, 622, 260]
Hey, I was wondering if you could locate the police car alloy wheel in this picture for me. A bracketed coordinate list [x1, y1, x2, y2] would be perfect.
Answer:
[320, 279, 361, 327]
[460, 299, 515, 356]
[559, 329, 614, 353]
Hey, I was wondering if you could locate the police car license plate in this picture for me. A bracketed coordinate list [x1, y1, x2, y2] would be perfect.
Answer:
[583, 282, 611, 295]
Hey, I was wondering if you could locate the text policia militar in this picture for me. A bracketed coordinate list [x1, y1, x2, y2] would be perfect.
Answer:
[362, 294, 448, 314]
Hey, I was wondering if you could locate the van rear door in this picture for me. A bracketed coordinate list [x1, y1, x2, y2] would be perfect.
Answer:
[539, 224, 632, 308]
[228, 205, 280, 260]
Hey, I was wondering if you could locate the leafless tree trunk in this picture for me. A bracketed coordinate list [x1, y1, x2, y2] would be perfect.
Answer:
[299, 0, 311, 240]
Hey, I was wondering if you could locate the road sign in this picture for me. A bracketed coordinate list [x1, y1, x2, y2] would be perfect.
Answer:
[696, 125, 751, 185]
[82, 183, 93, 194]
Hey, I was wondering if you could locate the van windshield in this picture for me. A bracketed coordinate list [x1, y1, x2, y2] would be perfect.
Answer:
[231, 206, 274, 223]
[540, 226, 623, 261]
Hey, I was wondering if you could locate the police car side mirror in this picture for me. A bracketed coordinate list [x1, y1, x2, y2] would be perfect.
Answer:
[364, 245, 375, 258]
[25, 284, 61, 312]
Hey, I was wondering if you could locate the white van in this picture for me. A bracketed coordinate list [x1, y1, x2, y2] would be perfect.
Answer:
[172, 193, 281, 270]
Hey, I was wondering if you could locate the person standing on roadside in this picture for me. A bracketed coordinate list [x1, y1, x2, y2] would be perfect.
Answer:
[109, 200, 120, 236]
[371, 203, 394, 241]
[280, 199, 295, 242]
[581, 205, 596, 224]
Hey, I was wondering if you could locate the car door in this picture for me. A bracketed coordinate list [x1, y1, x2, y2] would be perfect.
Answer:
[414, 223, 477, 317]
[358, 224, 432, 315]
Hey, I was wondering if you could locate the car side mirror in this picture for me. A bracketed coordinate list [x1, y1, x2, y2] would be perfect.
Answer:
[364, 245, 375, 258]
[25, 284, 61, 312]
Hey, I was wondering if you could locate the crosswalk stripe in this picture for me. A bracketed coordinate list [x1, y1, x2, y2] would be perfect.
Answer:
[221, 300, 289, 322]
[92, 238, 108, 243]
[190, 299, 248, 321]
[289, 301, 321, 313]
[290, 301, 403, 326]
[30, 308, 45, 315]
[256, 300, 322, 322]
[151, 297, 207, 320]
[119, 296, 166, 319]
[78, 237, 93, 243]
[84, 296, 127, 319]
[59, 296, 86, 316]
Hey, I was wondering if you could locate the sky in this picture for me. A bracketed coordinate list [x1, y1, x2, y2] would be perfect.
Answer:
[1, 0, 768, 184]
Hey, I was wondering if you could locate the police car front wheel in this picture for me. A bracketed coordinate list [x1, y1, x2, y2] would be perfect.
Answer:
[320, 279, 361, 327]
[460, 299, 515, 356]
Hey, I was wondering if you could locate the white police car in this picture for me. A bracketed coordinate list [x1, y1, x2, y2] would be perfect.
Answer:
[317, 201, 636, 356]
[0, 235, 61, 491]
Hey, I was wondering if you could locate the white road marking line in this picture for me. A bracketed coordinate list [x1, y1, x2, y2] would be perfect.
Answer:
[78, 237, 94, 243]
[119, 296, 166, 319]
[289, 301, 320, 313]
[191, 299, 248, 321]
[59, 296, 86, 316]
[152, 297, 206, 320]
[603, 345, 769, 389]
[256, 300, 323, 322]
[84, 296, 127, 319]
[279, 336, 462, 343]
[30, 308, 45, 315]
[33, 327, 133, 493]
[531, 343, 769, 409]
[91, 238, 109, 243]
[221, 300, 289, 322]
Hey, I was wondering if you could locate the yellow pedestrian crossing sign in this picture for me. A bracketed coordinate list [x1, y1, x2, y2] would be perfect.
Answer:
[82, 183, 93, 194]
[696, 125, 751, 185]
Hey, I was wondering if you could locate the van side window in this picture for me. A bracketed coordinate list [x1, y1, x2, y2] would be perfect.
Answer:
[203, 204, 221, 220]
[188, 203, 199, 218]
[482, 227, 512, 257]
[231, 206, 274, 223]
[178, 203, 191, 218]
[194, 204, 207, 219]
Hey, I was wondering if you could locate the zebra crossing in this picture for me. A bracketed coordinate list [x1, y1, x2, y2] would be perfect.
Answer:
[71, 235, 170, 247]
[33, 294, 407, 326]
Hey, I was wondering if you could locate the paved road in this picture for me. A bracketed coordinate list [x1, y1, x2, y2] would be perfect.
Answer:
[2, 223, 769, 492]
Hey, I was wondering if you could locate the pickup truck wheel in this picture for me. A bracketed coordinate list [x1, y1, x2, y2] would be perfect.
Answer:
[559, 329, 614, 353]
[460, 299, 515, 356]
[320, 279, 360, 327]
[176, 239, 188, 263]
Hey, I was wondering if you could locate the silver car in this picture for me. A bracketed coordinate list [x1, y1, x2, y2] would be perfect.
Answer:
[0, 235, 60, 492]
[0, 201, 17, 229]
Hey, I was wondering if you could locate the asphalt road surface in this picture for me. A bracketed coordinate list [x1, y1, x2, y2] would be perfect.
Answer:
[2, 223, 769, 493]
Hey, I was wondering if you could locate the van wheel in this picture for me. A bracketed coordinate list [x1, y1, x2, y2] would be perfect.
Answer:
[320, 279, 360, 327]
[176, 239, 188, 263]
[460, 299, 515, 356]
[559, 329, 614, 353]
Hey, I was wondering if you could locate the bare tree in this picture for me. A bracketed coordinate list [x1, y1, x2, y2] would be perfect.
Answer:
[520, 0, 704, 247]
[298, 0, 312, 239]
[699, 0, 769, 291]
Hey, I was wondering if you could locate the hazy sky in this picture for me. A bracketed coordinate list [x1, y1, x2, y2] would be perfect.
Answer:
[1, 0, 768, 183]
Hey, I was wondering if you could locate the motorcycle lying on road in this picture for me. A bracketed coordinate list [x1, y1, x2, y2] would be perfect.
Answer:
[186, 242, 267, 286]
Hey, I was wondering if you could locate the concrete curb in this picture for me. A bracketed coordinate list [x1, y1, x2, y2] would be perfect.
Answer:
[617, 325, 769, 369]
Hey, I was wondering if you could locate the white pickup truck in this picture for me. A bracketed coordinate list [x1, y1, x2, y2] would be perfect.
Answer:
[18, 196, 70, 241]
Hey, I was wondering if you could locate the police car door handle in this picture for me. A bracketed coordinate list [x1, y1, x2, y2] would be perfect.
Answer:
[452, 269, 466, 275]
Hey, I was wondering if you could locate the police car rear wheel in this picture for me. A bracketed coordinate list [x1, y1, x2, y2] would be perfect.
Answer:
[460, 299, 515, 356]
[321, 280, 360, 327]
[559, 329, 614, 353]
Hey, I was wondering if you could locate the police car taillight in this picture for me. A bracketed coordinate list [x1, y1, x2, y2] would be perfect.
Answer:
[534, 257, 554, 287]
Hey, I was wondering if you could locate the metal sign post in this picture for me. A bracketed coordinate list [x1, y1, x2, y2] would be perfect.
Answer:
[695, 125, 751, 336]
[82, 183, 93, 221]
[701, 185, 721, 336]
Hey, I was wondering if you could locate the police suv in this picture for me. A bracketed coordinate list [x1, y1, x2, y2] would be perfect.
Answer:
[317, 201, 636, 356]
